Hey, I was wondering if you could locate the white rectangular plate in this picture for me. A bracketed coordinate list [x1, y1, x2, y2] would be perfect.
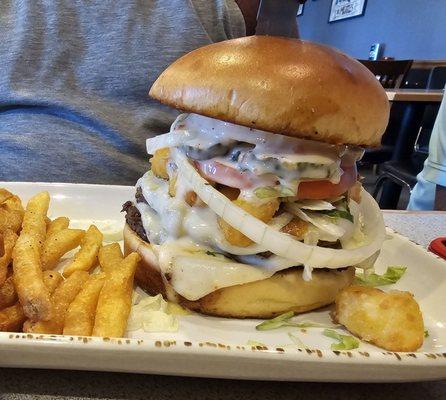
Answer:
[1, 182, 446, 382]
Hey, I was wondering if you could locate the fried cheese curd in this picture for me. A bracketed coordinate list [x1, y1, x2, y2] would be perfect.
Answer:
[335, 285, 424, 352]
[151, 148, 310, 247]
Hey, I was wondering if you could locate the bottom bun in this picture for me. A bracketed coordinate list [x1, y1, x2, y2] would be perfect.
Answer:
[124, 224, 355, 318]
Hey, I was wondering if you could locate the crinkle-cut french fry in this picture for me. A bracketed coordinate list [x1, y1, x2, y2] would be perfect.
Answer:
[92, 253, 141, 338]
[0, 189, 13, 204]
[1, 266, 63, 311]
[0, 229, 18, 286]
[0, 192, 24, 234]
[42, 270, 63, 293]
[46, 217, 70, 239]
[42, 229, 85, 270]
[0, 270, 63, 332]
[63, 225, 103, 277]
[0, 275, 17, 310]
[21, 191, 50, 246]
[24, 270, 89, 334]
[63, 273, 106, 336]
[13, 192, 52, 321]
[0, 303, 26, 332]
[98, 243, 123, 274]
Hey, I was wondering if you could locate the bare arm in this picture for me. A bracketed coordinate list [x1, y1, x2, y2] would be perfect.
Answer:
[435, 185, 446, 211]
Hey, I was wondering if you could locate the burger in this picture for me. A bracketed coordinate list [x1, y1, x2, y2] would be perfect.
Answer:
[122, 36, 389, 318]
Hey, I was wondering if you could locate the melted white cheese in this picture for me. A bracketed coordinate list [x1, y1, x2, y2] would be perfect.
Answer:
[135, 168, 364, 300]
[137, 170, 291, 255]
[147, 113, 343, 165]
[151, 238, 272, 301]
[137, 172, 188, 243]
[139, 116, 370, 300]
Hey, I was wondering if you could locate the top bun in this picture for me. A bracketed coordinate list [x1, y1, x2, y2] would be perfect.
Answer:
[149, 36, 389, 146]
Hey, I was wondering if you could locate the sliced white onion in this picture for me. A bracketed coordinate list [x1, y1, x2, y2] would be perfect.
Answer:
[173, 149, 385, 269]
[339, 200, 359, 246]
[147, 113, 344, 162]
[292, 199, 336, 211]
[181, 114, 343, 161]
[252, 152, 335, 166]
[355, 250, 380, 270]
[137, 173, 188, 243]
[285, 203, 346, 241]
[146, 130, 192, 154]
[214, 212, 293, 255]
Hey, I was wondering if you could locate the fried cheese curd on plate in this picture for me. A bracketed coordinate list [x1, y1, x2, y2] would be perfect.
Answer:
[335, 285, 424, 352]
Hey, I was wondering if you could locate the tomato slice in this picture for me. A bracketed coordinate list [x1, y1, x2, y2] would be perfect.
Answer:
[196, 160, 357, 200]
[297, 165, 358, 200]
[195, 160, 275, 189]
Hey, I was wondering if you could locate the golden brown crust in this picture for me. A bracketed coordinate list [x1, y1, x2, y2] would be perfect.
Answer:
[149, 36, 389, 146]
[124, 224, 355, 319]
[335, 285, 424, 352]
[123, 225, 167, 299]
[181, 266, 355, 318]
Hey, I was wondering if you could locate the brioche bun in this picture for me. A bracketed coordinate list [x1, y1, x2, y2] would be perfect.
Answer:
[149, 36, 389, 147]
[124, 224, 355, 318]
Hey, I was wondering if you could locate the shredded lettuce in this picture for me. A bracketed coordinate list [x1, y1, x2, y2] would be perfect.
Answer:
[127, 294, 179, 332]
[256, 311, 295, 330]
[354, 266, 407, 287]
[323, 329, 359, 350]
[254, 186, 294, 199]
[287, 332, 307, 349]
[322, 209, 354, 223]
[255, 311, 340, 331]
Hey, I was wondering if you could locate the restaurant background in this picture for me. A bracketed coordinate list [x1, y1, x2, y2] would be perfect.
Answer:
[1, 1, 446, 397]
[299, 0, 446, 60]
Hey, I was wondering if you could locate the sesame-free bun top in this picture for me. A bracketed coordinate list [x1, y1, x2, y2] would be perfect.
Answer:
[149, 36, 389, 146]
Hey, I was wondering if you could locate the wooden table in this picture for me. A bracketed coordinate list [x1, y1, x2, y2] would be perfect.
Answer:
[386, 89, 444, 102]
[378, 89, 444, 209]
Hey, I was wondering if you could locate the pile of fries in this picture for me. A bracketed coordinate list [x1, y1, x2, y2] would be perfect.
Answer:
[0, 189, 141, 338]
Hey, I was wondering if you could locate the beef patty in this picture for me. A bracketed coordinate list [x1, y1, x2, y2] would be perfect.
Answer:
[122, 187, 149, 242]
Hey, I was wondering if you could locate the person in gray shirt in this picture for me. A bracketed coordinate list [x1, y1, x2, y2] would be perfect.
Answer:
[0, 1, 258, 185]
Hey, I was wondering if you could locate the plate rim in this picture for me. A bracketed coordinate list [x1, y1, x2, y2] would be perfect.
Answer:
[1, 181, 446, 369]
[1, 331, 445, 367]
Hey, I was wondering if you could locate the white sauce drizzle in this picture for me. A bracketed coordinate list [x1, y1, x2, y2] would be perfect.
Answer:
[134, 114, 374, 299]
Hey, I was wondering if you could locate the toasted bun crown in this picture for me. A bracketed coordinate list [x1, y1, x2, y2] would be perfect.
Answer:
[149, 36, 389, 146]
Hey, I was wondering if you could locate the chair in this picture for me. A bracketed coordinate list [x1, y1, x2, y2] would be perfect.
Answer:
[372, 155, 427, 209]
[359, 59, 413, 88]
[359, 59, 414, 168]
[372, 66, 446, 209]
[427, 66, 446, 89]
[402, 68, 431, 89]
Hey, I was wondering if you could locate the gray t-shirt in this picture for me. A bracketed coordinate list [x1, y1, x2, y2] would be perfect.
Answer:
[0, 0, 245, 184]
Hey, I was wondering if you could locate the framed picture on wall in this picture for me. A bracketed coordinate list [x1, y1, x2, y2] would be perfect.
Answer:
[328, 0, 367, 23]
[297, 3, 304, 16]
